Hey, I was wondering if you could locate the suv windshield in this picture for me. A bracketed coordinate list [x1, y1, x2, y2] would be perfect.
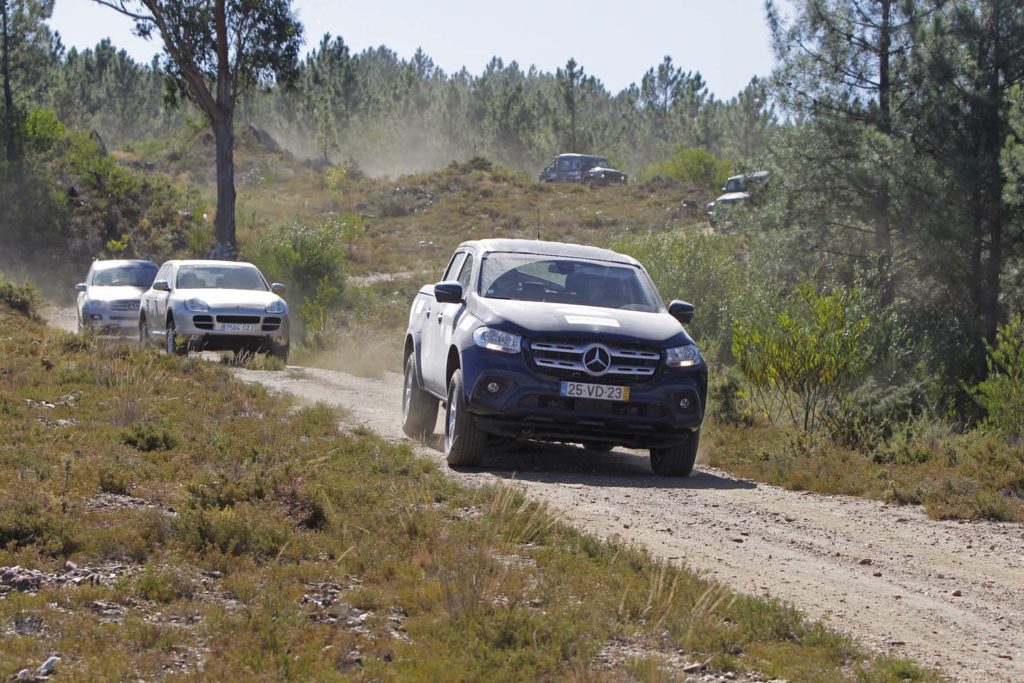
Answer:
[92, 265, 157, 287]
[176, 265, 268, 291]
[480, 253, 661, 312]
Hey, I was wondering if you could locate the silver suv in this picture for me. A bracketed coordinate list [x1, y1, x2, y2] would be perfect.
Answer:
[139, 260, 290, 362]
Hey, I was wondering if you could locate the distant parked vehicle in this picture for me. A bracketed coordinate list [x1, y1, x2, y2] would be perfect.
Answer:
[539, 153, 628, 186]
[75, 259, 158, 335]
[706, 171, 769, 224]
[139, 259, 290, 362]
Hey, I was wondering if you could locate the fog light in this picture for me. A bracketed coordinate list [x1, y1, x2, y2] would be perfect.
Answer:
[486, 381, 501, 394]
[90, 314, 102, 321]
[679, 397, 691, 410]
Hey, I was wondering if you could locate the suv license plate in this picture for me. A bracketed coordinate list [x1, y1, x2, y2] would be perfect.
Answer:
[221, 323, 256, 332]
[117, 320, 135, 328]
[560, 381, 630, 402]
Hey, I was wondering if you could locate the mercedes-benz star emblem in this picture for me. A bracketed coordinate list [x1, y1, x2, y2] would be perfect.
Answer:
[582, 344, 612, 376]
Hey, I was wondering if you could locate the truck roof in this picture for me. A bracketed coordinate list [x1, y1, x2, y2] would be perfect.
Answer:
[459, 238, 641, 266]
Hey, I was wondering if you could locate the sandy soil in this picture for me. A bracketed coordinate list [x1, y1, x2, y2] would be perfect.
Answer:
[233, 365, 1024, 683]
[45, 306, 1024, 680]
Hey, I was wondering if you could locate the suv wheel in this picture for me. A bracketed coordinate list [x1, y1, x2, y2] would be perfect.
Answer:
[444, 369, 485, 467]
[165, 317, 187, 356]
[270, 342, 290, 364]
[649, 430, 699, 477]
[139, 317, 149, 348]
[401, 354, 438, 438]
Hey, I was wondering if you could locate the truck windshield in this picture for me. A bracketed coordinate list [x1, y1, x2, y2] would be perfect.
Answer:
[91, 265, 157, 287]
[480, 253, 661, 312]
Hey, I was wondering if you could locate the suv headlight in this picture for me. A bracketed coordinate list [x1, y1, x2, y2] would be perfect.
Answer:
[184, 298, 210, 312]
[666, 345, 701, 368]
[473, 327, 521, 354]
[266, 299, 286, 314]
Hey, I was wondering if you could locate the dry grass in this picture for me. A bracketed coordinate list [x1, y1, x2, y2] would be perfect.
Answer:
[0, 303, 942, 681]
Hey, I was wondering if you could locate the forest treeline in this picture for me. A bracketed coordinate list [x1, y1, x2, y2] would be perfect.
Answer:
[34, 36, 775, 176]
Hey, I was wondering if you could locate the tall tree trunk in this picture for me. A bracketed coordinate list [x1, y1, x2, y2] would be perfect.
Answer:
[875, 0, 895, 305]
[1, 0, 16, 163]
[213, 113, 236, 250]
[212, 0, 235, 252]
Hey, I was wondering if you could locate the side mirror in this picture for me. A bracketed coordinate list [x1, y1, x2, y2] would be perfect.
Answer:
[74, 283, 87, 292]
[433, 281, 464, 304]
[152, 279, 170, 292]
[271, 283, 286, 296]
[668, 300, 695, 325]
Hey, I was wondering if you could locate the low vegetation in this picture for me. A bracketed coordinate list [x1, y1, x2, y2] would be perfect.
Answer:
[0, 302, 937, 680]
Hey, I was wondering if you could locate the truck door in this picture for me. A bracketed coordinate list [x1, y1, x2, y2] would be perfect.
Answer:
[422, 252, 465, 395]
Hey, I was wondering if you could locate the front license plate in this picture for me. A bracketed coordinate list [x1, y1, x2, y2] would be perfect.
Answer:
[220, 323, 256, 332]
[117, 319, 135, 328]
[560, 381, 630, 402]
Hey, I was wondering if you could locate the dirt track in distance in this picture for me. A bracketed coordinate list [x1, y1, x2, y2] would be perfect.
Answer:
[233, 364, 1024, 683]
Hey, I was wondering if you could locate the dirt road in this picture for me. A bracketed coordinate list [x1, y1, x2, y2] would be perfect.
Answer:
[233, 364, 1024, 682]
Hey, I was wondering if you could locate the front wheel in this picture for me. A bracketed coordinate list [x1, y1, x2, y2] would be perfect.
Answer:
[139, 317, 150, 348]
[650, 430, 700, 477]
[165, 317, 187, 356]
[444, 369, 485, 467]
[402, 354, 438, 438]
[270, 342, 290, 364]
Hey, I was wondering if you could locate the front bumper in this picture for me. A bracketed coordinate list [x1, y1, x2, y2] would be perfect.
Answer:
[175, 310, 289, 350]
[81, 313, 138, 335]
[460, 345, 705, 449]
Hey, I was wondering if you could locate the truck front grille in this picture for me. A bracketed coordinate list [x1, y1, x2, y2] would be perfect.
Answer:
[109, 300, 139, 312]
[528, 339, 661, 383]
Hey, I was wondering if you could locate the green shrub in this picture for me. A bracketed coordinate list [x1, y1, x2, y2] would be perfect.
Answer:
[0, 273, 43, 319]
[971, 314, 1024, 439]
[640, 146, 731, 189]
[121, 423, 177, 452]
[246, 217, 351, 347]
[732, 281, 873, 432]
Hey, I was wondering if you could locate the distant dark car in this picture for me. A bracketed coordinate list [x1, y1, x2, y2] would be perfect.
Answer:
[75, 259, 158, 335]
[539, 153, 628, 186]
[706, 171, 769, 224]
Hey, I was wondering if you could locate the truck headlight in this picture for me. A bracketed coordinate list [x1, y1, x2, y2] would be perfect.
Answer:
[473, 327, 521, 354]
[184, 298, 210, 312]
[666, 345, 701, 368]
[265, 299, 286, 314]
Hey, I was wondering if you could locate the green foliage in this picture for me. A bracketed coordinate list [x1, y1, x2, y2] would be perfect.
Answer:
[0, 271, 43, 319]
[121, 423, 177, 452]
[246, 217, 350, 347]
[640, 146, 731, 189]
[732, 281, 874, 432]
[972, 314, 1024, 439]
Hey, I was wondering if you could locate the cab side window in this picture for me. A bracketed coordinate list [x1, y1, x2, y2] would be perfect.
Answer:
[457, 254, 474, 294]
[442, 252, 466, 281]
[557, 157, 571, 172]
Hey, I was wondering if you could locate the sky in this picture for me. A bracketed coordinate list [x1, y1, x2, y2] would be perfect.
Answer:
[49, 0, 779, 100]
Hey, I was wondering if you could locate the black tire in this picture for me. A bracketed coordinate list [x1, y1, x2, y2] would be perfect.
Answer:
[583, 441, 615, 452]
[165, 317, 187, 356]
[444, 369, 485, 467]
[270, 342, 290, 364]
[650, 430, 700, 477]
[402, 354, 438, 438]
[139, 317, 149, 348]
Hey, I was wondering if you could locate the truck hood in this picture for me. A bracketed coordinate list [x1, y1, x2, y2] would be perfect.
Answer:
[86, 286, 147, 302]
[473, 298, 691, 346]
[714, 191, 749, 204]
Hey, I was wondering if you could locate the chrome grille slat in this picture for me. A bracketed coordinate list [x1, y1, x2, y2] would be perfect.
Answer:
[109, 300, 140, 312]
[529, 339, 661, 380]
